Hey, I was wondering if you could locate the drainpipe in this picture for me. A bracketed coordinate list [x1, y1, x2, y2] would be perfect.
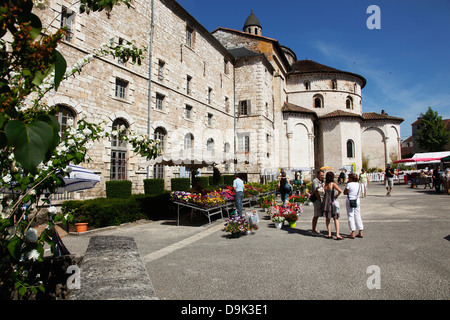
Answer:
[146, 0, 155, 179]
[233, 61, 236, 174]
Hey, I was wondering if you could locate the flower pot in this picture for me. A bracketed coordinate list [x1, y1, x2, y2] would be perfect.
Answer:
[288, 221, 297, 228]
[274, 222, 283, 229]
[75, 223, 88, 233]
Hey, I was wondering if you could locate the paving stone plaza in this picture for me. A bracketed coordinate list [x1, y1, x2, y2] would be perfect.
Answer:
[61, 181, 449, 302]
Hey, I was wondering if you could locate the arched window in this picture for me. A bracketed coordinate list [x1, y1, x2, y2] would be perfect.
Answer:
[346, 96, 353, 110]
[313, 94, 323, 108]
[55, 104, 76, 139]
[154, 127, 166, 153]
[347, 139, 355, 158]
[304, 80, 310, 91]
[184, 133, 193, 150]
[111, 118, 128, 180]
[331, 79, 337, 90]
[207, 138, 214, 151]
[224, 142, 230, 153]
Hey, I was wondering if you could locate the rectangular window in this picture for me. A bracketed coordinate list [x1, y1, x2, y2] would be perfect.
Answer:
[186, 26, 194, 47]
[110, 150, 127, 180]
[158, 60, 165, 81]
[239, 100, 251, 115]
[115, 78, 128, 99]
[186, 75, 192, 95]
[237, 134, 250, 152]
[207, 113, 213, 126]
[224, 97, 229, 113]
[118, 38, 125, 65]
[224, 59, 229, 75]
[185, 105, 193, 119]
[153, 164, 164, 179]
[61, 7, 75, 42]
[155, 93, 164, 110]
[207, 87, 212, 104]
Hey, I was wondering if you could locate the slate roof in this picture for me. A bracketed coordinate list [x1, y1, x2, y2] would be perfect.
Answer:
[319, 110, 363, 120]
[282, 102, 317, 118]
[289, 60, 367, 88]
[363, 112, 404, 122]
[244, 10, 262, 28]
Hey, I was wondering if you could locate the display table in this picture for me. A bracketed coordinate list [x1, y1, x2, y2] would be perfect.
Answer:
[172, 191, 276, 227]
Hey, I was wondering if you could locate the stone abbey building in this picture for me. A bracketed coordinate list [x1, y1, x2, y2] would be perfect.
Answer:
[35, 0, 403, 196]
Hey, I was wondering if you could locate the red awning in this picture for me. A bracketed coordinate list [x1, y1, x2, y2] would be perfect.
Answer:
[394, 157, 442, 163]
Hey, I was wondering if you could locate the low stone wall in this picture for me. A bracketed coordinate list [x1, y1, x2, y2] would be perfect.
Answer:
[70, 235, 157, 300]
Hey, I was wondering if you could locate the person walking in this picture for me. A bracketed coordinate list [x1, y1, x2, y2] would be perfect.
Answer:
[344, 173, 364, 239]
[322, 172, 343, 240]
[359, 168, 369, 198]
[311, 169, 325, 235]
[233, 173, 244, 216]
[278, 170, 291, 208]
[385, 164, 394, 196]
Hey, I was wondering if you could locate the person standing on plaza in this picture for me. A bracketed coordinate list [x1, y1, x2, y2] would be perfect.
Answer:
[385, 164, 395, 196]
[233, 173, 244, 216]
[359, 168, 369, 198]
[322, 172, 343, 240]
[311, 169, 325, 235]
[432, 165, 441, 193]
[278, 170, 291, 208]
[344, 173, 364, 238]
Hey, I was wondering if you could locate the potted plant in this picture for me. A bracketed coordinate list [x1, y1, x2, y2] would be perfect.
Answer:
[271, 213, 285, 229]
[283, 210, 299, 228]
[224, 215, 249, 238]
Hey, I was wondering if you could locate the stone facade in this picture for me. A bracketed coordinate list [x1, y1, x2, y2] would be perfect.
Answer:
[33, 1, 403, 198]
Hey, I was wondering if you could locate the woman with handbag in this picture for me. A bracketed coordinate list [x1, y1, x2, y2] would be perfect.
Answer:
[322, 172, 343, 240]
[344, 173, 364, 239]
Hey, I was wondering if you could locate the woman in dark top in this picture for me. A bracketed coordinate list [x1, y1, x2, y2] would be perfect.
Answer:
[278, 170, 291, 208]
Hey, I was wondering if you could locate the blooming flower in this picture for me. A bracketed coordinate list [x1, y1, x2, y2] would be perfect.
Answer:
[48, 206, 58, 215]
[26, 249, 40, 261]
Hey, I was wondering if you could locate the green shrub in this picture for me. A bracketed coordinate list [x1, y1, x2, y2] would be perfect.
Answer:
[62, 193, 173, 228]
[223, 175, 234, 186]
[62, 198, 141, 227]
[192, 176, 209, 191]
[105, 180, 132, 198]
[144, 179, 164, 195]
[171, 178, 190, 191]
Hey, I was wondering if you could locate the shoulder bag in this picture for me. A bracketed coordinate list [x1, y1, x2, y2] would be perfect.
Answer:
[348, 183, 360, 208]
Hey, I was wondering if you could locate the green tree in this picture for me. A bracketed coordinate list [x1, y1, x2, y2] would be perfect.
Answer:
[417, 107, 449, 152]
[1, 0, 156, 299]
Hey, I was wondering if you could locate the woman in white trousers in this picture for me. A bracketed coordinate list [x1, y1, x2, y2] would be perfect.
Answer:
[344, 173, 364, 238]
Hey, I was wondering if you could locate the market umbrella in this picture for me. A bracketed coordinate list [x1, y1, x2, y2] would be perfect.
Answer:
[320, 166, 333, 171]
[56, 164, 101, 193]
[53, 164, 100, 257]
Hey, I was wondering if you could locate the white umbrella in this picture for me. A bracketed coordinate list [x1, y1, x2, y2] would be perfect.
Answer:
[56, 164, 101, 193]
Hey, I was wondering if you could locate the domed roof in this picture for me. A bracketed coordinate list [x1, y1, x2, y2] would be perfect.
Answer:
[244, 10, 261, 28]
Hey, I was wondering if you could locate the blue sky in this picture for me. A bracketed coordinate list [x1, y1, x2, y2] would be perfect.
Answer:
[177, 0, 450, 140]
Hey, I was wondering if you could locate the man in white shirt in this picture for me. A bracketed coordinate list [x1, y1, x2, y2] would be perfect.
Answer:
[233, 173, 244, 216]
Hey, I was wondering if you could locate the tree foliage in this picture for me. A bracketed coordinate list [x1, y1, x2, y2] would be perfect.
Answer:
[0, 0, 157, 299]
[417, 107, 449, 152]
